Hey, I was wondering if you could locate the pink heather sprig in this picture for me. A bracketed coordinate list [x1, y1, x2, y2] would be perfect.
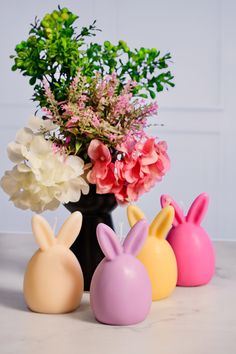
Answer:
[121, 79, 137, 95]
[43, 79, 54, 100]
[42, 107, 53, 119]
[41, 71, 159, 154]
[43, 80, 61, 122]
[68, 70, 88, 102]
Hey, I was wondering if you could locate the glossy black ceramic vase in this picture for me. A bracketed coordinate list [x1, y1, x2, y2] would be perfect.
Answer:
[64, 185, 117, 291]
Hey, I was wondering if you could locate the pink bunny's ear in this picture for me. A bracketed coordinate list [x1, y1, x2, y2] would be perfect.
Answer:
[186, 193, 209, 225]
[160, 194, 185, 227]
[123, 219, 148, 256]
[96, 223, 123, 261]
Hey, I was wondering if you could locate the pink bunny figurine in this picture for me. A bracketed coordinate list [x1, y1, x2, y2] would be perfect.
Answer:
[160, 193, 215, 286]
[90, 220, 152, 325]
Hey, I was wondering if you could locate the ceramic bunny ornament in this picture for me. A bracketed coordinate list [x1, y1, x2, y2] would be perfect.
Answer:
[127, 205, 177, 301]
[23, 211, 84, 314]
[161, 193, 215, 286]
[90, 220, 152, 325]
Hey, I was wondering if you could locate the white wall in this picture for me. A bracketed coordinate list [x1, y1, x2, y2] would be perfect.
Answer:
[0, 0, 236, 239]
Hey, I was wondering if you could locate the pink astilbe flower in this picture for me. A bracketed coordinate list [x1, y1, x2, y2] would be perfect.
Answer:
[43, 79, 54, 101]
[92, 115, 100, 128]
[76, 94, 88, 110]
[43, 80, 61, 123]
[66, 116, 80, 128]
[107, 133, 117, 141]
[122, 80, 137, 95]
[42, 107, 53, 119]
[112, 94, 133, 115]
[42, 71, 160, 153]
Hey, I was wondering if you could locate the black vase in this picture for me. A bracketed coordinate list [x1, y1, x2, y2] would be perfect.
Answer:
[64, 185, 117, 291]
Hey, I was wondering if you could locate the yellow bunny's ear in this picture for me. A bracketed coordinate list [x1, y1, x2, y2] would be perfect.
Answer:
[127, 205, 145, 227]
[149, 205, 174, 239]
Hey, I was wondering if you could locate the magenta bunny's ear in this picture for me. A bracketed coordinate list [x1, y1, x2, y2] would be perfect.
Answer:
[160, 194, 185, 227]
[96, 223, 123, 261]
[186, 193, 209, 225]
[123, 219, 148, 256]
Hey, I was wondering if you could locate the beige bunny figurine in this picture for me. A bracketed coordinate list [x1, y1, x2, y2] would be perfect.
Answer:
[23, 211, 84, 314]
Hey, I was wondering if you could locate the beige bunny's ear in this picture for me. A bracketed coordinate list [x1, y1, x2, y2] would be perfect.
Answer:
[32, 214, 55, 251]
[149, 205, 175, 239]
[127, 205, 145, 227]
[57, 211, 82, 248]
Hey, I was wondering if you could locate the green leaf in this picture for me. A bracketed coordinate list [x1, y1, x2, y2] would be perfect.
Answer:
[149, 90, 156, 99]
[75, 140, 82, 154]
[29, 77, 36, 85]
[104, 40, 111, 48]
[156, 82, 164, 91]
[138, 93, 148, 98]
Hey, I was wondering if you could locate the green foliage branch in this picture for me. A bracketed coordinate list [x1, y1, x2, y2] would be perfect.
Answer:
[11, 6, 174, 108]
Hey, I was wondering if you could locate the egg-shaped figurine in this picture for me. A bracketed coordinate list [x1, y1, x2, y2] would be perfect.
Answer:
[161, 193, 215, 286]
[23, 211, 84, 313]
[90, 220, 152, 325]
[127, 205, 177, 301]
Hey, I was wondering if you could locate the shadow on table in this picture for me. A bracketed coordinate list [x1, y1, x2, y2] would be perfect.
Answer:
[67, 300, 97, 324]
[0, 287, 28, 312]
[0, 288, 102, 324]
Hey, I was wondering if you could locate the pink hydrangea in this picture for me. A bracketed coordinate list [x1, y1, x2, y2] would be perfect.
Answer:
[87, 138, 170, 204]
[87, 140, 112, 180]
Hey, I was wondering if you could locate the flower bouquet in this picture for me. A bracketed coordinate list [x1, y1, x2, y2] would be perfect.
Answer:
[1, 7, 174, 288]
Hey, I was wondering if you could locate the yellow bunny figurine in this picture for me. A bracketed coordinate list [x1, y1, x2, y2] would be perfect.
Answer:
[23, 211, 84, 314]
[127, 205, 177, 301]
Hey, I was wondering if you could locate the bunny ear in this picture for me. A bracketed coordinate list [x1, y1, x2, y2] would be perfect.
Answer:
[96, 223, 123, 261]
[57, 211, 82, 248]
[127, 204, 145, 227]
[160, 194, 185, 226]
[186, 193, 209, 225]
[123, 219, 148, 256]
[149, 206, 175, 238]
[32, 214, 55, 251]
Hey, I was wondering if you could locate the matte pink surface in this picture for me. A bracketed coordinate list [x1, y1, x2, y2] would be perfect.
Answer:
[161, 193, 215, 286]
[167, 224, 215, 286]
[90, 220, 152, 325]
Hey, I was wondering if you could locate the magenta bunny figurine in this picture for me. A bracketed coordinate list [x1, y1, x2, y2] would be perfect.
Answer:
[90, 219, 152, 325]
[160, 193, 215, 287]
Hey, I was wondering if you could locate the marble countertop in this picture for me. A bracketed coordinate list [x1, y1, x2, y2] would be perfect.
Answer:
[0, 233, 235, 354]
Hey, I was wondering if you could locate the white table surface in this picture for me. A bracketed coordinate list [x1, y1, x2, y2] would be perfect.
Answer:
[0, 233, 235, 354]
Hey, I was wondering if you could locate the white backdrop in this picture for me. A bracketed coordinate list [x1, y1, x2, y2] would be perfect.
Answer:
[0, 0, 236, 239]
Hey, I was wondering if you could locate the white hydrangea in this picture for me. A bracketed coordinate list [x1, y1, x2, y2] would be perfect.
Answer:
[1, 119, 89, 213]
[27, 115, 58, 133]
